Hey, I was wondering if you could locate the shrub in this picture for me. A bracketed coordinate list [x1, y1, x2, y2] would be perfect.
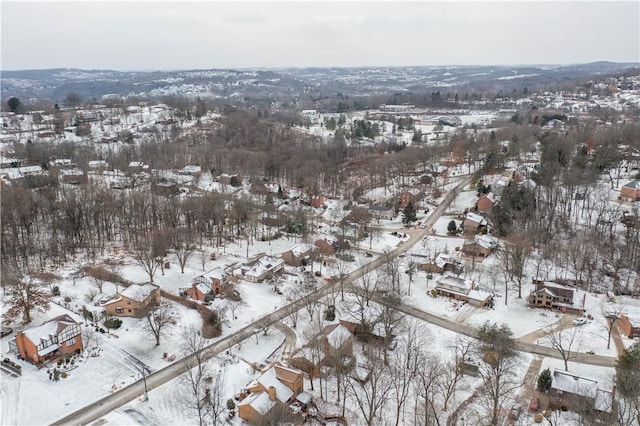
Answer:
[61, 372, 68, 379]
[324, 305, 336, 321]
[104, 318, 123, 329]
[52, 286, 60, 296]
[227, 399, 236, 410]
[430, 289, 438, 297]
[64, 296, 72, 303]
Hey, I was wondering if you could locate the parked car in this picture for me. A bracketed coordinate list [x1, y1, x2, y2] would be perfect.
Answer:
[573, 317, 588, 326]
[529, 397, 540, 411]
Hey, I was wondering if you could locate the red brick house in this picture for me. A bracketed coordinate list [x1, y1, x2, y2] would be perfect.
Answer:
[619, 313, 640, 338]
[185, 267, 229, 301]
[527, 279, 585, 315]
[476, 193, 495, 214]
[621, 179, 640, 201]
[9, 314, 83, 365]
[103, 283, 161, 318]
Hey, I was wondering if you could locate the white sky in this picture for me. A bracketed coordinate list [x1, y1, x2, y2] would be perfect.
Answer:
[1, 1, 639, 71]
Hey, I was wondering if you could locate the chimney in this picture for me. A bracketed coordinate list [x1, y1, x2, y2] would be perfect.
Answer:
[268, 386, 277, 401]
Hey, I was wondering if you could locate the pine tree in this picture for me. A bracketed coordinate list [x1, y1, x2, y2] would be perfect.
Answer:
[537, 368, 552, 392]
[402, 202, 417, 225]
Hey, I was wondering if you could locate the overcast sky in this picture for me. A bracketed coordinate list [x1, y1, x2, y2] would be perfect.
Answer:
[2, 1, 639, 71]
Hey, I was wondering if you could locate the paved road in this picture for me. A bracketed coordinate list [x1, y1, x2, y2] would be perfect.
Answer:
[49, 175, 474, 426]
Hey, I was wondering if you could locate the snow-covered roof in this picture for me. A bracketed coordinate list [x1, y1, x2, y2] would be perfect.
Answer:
[243, 255, 284, 280]
[296, 392, 312, 405]
[552, 369, 597, 399]
[287, 243, 314, 257]
[23, 314, 79, 343]
[60, 168, 83, 176]
[326, 324, 352, 349]
[622, 179, 640, 190]
[465, 212, 487, 225]
[206, 267, 227, 281]
[128, 161, 144, 168]
[436, 276, 473, 291]
[475, 235, 498, 249]
[120, 283, 158, 303]
[594, 389, 613, 413]
[237, 391, 276, 415]
[257, 366, 293, 403]
[181, 165, 202, 174]
[88, 160, 109, 168]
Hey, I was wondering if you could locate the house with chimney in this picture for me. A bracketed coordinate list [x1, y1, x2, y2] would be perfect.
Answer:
[281, 243, 315, 267]
[528, 279, 585, 315]
[239, 253, 285, 283]
[103, 283, 161, 318]
[462, 235, 499, 258]
[184, 267, 229, 301]
[9, 314, 83, 365]
[238, 363, 304, 424]
[549, 369, 614, 415]
[434, 275, 492, 306]
[476, 193, 496, 215]
[463, 212, 488, 234]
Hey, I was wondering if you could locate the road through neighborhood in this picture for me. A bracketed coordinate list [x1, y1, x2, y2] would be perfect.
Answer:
[50, 174, 616, 425]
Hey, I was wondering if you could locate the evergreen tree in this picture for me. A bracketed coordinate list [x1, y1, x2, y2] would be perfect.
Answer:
[7, 97, 21, 113]
[537, 368, 552, 392]
[447, 220, 458, 234]
[402, 202, 417, 225]
[616, 342, 640, 398]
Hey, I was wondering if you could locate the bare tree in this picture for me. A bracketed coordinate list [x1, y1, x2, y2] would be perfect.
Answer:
[497, 234, 531, 299]
[174, 231, 196, 274]
[302, 314, 325, 394]
[543, 326, 582, 371]
[180, 326, 225, 425]
[604, 304, 625, 350]
[347, 352, 392, 426]
[227, 299, 241, 322]
[475, 322, 520, 426]
[145, 303, 175, 345]
[389, 320, 421, 426]
[6, 277, 51, 324]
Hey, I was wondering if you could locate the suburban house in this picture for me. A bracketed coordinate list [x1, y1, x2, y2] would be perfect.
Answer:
[184, 267, 229, 301]
[528, 279, 585, 315]
[369, 205, 395, 221]
[323, 323, 353, 358]
[476, 193, 496, 214]
[619, 313, 640, 338]
[238, 363, 305, 424]
[103, 283, 161, 318]
[60, 168, 86, 185]
[463, 212, 488, 234]
[314, 237, 337, 255]
[434, 275, 492, 306]
[397, 189, 422, 208]
[87, 160, 109, 171]
[490, 178, 508, 197]
[240, 253, 285, 283]
[339, 309, 385, 343]
[179, 164, 202, 177]
[419, 253, 462, 274]
[620, 179, 640, 201]
[217, 173, 242, 186]
[462, 235, 499, 258]
[549, 369, 614, 414]
[9, 314, 83, 365]
[281, 243, 315, 267]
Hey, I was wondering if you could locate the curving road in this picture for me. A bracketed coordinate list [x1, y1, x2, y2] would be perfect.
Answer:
[52, 176, 516, 425]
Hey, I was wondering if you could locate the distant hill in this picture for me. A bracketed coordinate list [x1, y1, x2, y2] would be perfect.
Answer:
[1, 63, 638, 104]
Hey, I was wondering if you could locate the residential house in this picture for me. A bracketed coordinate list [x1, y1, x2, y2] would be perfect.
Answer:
[619, 313, 640, 338]
[528, 279, 585, 315]
[60, 168, 86, 185]
[240, 253, 284, 283]
[549, 369, 613, 414]
[9, 314, 83, 365]
[185, 267, 229, 301]
[238, 363, 304, 424]
[476, 193, 496, 215]
[621, 179, 640, 202]
[419, 253, 462, 274]
[397, 189, 422, 208]
[48, 159, 74, 169]
[217, 173, 242, 186]
[323, 323, 353, 358]
[434, 275, 492, 306]
[281, 243, 315, 267]
[463, 212, 488, 234]
[339, 309, 385, 343]
[103, 283, 161, 318]
[87, 160, 109, 172]
[179, 165, 202, 177]
[314, 237, 337, 255]
[369, 205, 395, 221]
[462, 235, 499, 258]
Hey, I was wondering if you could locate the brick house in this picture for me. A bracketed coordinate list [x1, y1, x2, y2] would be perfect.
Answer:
[620, 179, 640, 201]
[462, 235, 499, 258]
[103, 283, 161, 318]
[314, 237, 337, 255]
[463, 212, 488, 234]
[185, 267, 229, 301]
[419, 253, 462, 274]
[434, 275, 492, 306]
[281, 243, 315, 267]
[476, 193, 496, 214]
[619, 313, 640, 338]
[369, 205, 395, 221]
[9, 315, 83, 365]
[527, 279, 585, 315]
[549, 369, 613, 414]
[238, 363, 304, 424]
[240, 254, 284, 283]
